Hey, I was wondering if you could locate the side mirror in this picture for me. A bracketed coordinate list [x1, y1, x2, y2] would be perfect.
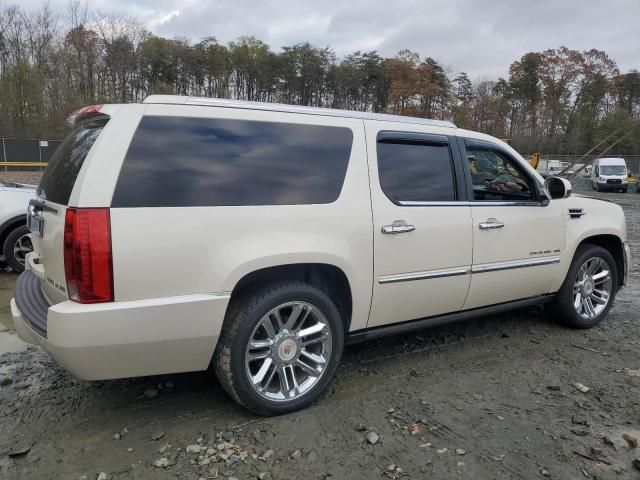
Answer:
[545, 176, 572, 199]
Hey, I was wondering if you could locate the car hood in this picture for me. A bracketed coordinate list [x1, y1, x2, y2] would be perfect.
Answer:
[573, 193, 615, 203]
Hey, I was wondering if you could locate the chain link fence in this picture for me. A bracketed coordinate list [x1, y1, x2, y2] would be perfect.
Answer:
[537, 154, 640, 175]
[1, 137, 62, 170]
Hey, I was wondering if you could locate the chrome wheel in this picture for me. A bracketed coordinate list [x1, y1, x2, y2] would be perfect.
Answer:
[12, 233, 33, 267]
[244, 301, 332, 402]
[573, 256, 612, 319]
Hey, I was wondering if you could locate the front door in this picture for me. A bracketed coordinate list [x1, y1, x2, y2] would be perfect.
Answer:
[366, 122, 473, 328]
[460, 139, 565, 310]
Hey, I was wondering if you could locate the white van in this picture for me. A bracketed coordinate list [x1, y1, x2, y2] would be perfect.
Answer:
[591, 158, 628, 192]
[11, 96, 629, 414]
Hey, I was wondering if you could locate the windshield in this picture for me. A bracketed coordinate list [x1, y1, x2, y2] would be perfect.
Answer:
[600, 165, 626, 176]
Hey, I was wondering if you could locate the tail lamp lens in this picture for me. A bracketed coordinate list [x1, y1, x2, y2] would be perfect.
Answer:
[63, 208, 114, 303]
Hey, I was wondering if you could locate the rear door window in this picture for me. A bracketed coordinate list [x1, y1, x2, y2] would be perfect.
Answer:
[376, 139, 457, 203]
[111, 116, 354, 207]
[37, 119, 107, 205]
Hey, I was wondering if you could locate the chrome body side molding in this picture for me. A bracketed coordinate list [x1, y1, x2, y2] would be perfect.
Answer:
[379, 266, 471, 284]
[378, 256, 561, 284]
[398, 200, 547, 207]
[472, 256, 561, 273]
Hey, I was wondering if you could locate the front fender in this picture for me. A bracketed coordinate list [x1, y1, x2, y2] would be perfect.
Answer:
[553, 197, 626, 291]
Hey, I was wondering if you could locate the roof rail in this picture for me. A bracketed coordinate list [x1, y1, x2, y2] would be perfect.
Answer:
[142, 95, 456, 129]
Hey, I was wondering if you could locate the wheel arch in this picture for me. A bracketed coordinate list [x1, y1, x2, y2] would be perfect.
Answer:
[0, 215, 27, 253]
[575, 234, 625, 289]
[229, 263, 354, 333]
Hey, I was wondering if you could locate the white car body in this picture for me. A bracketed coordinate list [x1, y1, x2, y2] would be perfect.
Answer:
[537, 159, 569, 177]
[591, 157, 628, 192]
[0, 181, 36, 265]
[11, 97, 630, 385]
[0, 181, 35, 225]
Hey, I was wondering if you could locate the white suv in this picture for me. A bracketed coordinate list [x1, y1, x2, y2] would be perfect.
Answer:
[11, 96, 630, 415]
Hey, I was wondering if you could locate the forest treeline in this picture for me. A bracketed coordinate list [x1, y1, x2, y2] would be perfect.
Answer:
[1, 2, 639, 155]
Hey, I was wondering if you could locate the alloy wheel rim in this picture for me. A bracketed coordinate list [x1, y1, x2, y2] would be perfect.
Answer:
[573, 256, 612, 319]
[244, 301, 332, 402]
[13, 234, 33, 267]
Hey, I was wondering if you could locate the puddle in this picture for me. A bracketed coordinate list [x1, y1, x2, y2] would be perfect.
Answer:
[0, 331, 28, 356]
[330, 373, 384, 401]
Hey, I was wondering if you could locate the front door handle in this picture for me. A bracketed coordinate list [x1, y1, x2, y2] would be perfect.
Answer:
[479, 218, 505, 230]
[382, 223, 416, 234]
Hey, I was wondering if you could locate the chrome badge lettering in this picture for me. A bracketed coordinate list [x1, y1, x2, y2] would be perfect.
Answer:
[46, 277, 66, 293]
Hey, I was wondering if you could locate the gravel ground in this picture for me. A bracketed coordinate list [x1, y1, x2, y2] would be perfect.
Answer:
[0, 171, 43, 186]
[0, 189, 639, 480]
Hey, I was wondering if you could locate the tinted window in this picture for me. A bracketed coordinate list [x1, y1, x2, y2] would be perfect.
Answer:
[466, 147, 533, 201]
[377, 141, 456, 203]
[112, 116, 353, 207]
[37, 119, 106, 205]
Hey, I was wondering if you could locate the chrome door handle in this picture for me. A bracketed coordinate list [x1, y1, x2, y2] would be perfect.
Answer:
[382, 224, 416, 234]
[479, 218, 504, 230]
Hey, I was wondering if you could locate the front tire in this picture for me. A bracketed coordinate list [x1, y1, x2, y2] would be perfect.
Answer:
[3, 225, 33, 273]
[546, 245, 617, 329]
[214, 281, 344, 415]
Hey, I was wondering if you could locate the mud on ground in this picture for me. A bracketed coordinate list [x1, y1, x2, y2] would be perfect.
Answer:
[0, 190, 639, 480]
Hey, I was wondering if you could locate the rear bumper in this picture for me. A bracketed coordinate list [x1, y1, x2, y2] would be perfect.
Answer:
[11, 272, 230, 380]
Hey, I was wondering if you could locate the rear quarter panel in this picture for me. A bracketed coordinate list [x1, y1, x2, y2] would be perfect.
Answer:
[108, 105, 374, 331]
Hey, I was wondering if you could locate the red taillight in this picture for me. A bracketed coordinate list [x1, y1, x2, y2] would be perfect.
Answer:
[63, 208, 113, 303]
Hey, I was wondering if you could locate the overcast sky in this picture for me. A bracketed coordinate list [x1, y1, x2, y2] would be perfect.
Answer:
[15, 0, 640, 79]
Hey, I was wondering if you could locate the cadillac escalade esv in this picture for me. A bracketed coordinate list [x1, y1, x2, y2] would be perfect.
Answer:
[11, 96, 630, 414]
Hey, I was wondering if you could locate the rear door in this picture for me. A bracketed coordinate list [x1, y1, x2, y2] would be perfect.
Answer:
[367, 122, 472, 328]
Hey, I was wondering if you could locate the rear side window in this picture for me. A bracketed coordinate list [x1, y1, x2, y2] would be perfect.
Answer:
[377, 141, 456, 203]
[112, 116, 353, 207]
[37, 119, 106, 205]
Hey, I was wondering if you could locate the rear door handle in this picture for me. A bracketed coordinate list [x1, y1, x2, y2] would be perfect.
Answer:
[479, 218, 504, 230]
[382, 224, 416, 234]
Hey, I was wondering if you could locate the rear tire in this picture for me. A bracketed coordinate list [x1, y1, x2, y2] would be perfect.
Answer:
[214, 281, 344, 415]
[546, 245, 617, 329]
[3, 225, 32, 273]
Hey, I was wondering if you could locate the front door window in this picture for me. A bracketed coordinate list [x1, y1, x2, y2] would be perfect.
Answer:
[466, 148, 534, 202]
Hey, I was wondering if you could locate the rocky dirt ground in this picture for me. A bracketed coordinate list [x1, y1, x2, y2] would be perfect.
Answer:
[0, 186, 639, 480]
